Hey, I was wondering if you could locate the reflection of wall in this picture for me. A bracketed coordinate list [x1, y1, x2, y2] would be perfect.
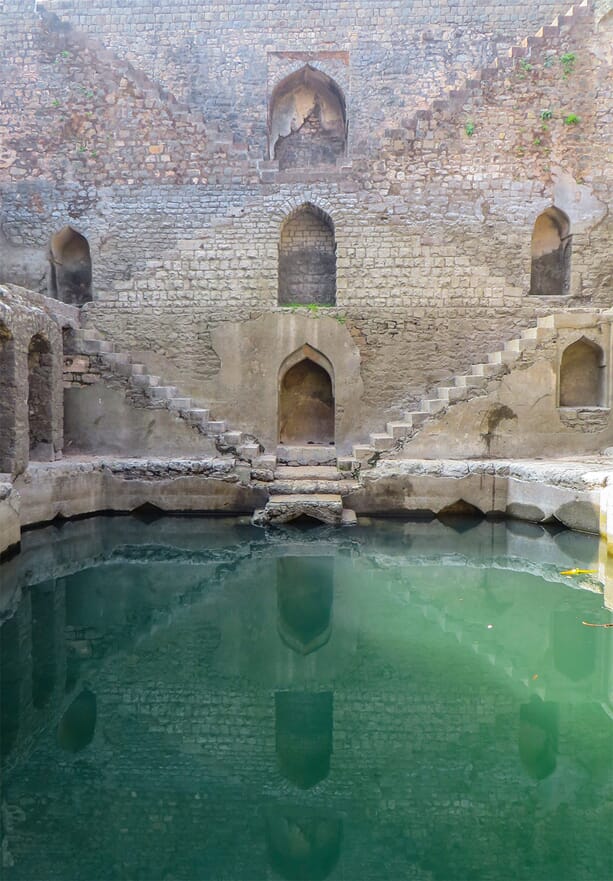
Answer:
[275, 691, 333, 789]
[277, 556, 334, 654]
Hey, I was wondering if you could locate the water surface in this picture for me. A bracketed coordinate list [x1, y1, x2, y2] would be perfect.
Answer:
[1, 516, 612, 881]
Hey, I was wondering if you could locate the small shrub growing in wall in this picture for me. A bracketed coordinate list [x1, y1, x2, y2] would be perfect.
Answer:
[464, 121, 475, 137]
[563, 113, 580, 126]
[560, 52, 576, 78]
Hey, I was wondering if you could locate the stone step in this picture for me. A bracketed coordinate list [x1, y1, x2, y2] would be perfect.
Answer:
[370, 433, 395, 451]
[454, 374, 488, 389]
[471, 362, 503, 377]
[78, 339, 115, 354]
[147, 385, 179, 400]
[276, 445, 337, 466]
[404, 410, 430, 427]
[222, 430, 243, 446]
[131, 373, 161, 388]
[352, 444, 376, 462]
[504, 337, 538, 353]
[488, 349, 520, 365]
[274, 466, 344, 480]
[187, 409, 210, 425]
[537, 312, 599, 330]
[520, 326, 551, 341]
[436, 386, 471, 403]
[238, 443, 260, 461]
[386, 421, 413, 439]
[207, 421, 227, 434]
[130, 363, 147, 375]
[422, 398, 446, 414]
[168, 397, 192, 411]
[336, 456, 358, 473]
[254, 492, 344, 526]
[269, 479, 360, 495]
[341, 508, 358, 527]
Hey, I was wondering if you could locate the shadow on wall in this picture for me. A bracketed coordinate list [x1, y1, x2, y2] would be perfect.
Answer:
[0, 320, 16, 472]
[27, 333, 54, 461]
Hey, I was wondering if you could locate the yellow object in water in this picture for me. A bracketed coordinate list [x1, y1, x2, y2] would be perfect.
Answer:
[560, 568, 598, 576]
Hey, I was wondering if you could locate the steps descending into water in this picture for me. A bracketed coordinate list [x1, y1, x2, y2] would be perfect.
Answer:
[252, 457, 358, 526]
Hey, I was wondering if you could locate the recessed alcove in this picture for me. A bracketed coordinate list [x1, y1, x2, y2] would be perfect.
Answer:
[279, 348, 335, 445]
[559, 337, 605, 408]
[278, 204, 336, 306]
[0, 321, 16, 472]
[270, 65, 346, 170]
[27, 334, 54, 461]
[49, 227, 92, 306]
[529, 207, 572, 297]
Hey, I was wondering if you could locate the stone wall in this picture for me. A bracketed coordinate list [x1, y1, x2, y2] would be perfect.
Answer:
[0, 1, 611, 447]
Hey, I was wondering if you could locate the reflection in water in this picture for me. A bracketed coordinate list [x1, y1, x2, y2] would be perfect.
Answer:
[519, 697, 559, 780]
[57, 688, 97, 752]
[0, 516, 612, 881]
[275, 691, 333, 788]
[31, 584, 56, 709]
[277, 557, 334, 655]
[552, 608, 596, 681]
[266, 808, 343, 881]
[0, 616, 20, 757]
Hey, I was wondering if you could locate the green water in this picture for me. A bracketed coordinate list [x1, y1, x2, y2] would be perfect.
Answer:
[1, 515, 612, 881]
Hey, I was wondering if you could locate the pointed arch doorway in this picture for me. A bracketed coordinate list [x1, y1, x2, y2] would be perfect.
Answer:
[278, 345, 335, 445]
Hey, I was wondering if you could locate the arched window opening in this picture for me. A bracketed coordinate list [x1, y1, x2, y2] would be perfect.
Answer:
[0, 321, 16, 473]
[559, 337, 606, 407]
[31, 584, 56, 710]
[270, 66, 346, 170]
[279, 356, 334, 445]
[1, 616, 21, 758]
[529, 207, 572, 296]
[278, 204, 336, 306]
[28, 334, 53, 460]
[49, 227, 92, 306]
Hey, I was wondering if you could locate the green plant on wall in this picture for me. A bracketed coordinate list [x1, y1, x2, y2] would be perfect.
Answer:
[563, 113, 580, 126]
[560, 52, 576, 78]
[540, 109, 553, 121]
[464, 121, 475, 137]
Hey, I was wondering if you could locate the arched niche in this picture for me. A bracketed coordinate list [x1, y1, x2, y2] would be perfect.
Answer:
[529, 207, 572, 296]
[519, 697, 558, 781]
[266, 807, 342, 881]
[270, 65, 346, 170]
[0, 320, 16, 473]
[49, 226, 92, 306]
[57, 688, 97, 752]
[28, 334, 54, 461]
[31, 584, 56, 710]
[559, 337, 606, 407]
[0, 616, 21, 758]
[275, 691, 333, 789]
[279, 346, 335, 445]
[278, 204, 336, 306]
[277, 557, 334, 655]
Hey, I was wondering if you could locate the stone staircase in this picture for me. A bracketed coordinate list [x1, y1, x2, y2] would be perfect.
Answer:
[72, 327, 262, 461]
[382, 0, 591, 153]
[353, 311, 604, 465]
[252, 454, 359, 526]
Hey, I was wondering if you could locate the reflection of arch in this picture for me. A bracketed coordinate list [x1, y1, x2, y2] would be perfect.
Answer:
[0, 616, 21, 757]
[275, 691, 333, 788]
[551, 608, 596, 681]
[277, 557, 334, 654]
[269, 65, 346, 169]
[27, 334, 53, 461]
[31, 584, 56, 709]
[559, 337, 606, 407]
[279, 345, 335, 445]
[529, 207, 571, 296]
[0, 320, 16, 472]
[49, 226, 92, 306]
[266, 807, 343, 881]
[278, 203, 336, 306]
[58, 688, 97, 752]
[519, 697, 558, 780]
